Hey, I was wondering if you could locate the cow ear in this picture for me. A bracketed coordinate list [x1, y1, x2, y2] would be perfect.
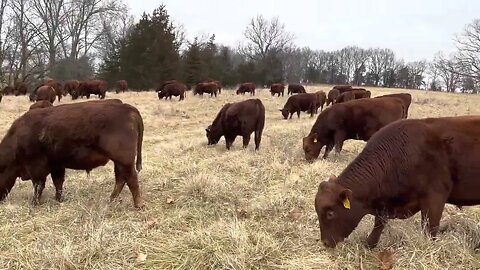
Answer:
[318, 181, 328, 192]
[339, 189, 352, 209]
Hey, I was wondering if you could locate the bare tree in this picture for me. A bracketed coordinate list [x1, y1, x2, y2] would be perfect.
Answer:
[455, 19, 480, 82]
[240, 15, 294, 61]
[434, 53, 461, 92]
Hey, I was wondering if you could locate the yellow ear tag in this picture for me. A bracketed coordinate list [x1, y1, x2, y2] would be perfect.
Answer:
[343, 198, 351, 209]
[313, 138, 318, 143]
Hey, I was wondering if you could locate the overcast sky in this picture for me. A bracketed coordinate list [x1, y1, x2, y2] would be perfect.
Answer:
[125, 0, 480, 62]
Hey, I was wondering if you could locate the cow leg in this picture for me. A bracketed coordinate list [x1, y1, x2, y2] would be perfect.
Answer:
[31, 177, 47, 205]
[114, 163, 144, 209]
[86, 93, 90, 99]
[334, 131, 347, 154]
[421, 192, 448, 238]
[289, 112, 294, 119]
[242, 134, 251, 149]
[254, 129, 262, 151]
[322, 143, 334, 159]
[110, 163, 127, 201]
[225, 135, 236, 150]
[366, 216, 387, 249]
[51, 167, 66, 202]
[297, 110, 301, 118]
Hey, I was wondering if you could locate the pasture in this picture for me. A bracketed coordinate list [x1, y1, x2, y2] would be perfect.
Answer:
[0, 86, 480, 269]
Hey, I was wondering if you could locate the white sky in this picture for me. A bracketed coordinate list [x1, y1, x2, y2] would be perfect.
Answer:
[125, 0, 480, 62]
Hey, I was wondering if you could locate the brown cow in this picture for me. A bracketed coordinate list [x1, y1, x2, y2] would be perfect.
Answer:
[314, 91, 327, 112]
[116, 80, 128, 93]
[64, 80, 80, 96]
[29, 100, 53, 110]
[287, 83, 306, 95]
[2, 86, 14, 95]
[332, 85, 353, 93]
[280, 93, 318, 119]
[335, 90, 370, 104]
[74, 80, 108, 100]
[236, 82, 256, 95]
[45, 80, 63, 102]
[14, 82, 27, 96]
[0, 93, 2, 103]
[374, 93, 412, 119]
[302, 97, 404, 160]
[270, 83, 285, 97]
[194, 82, 219, 97]
[202, 79, 222, 94]
[315, 116, 480, 248]
[327, 89, 340, 106]
[36, 86, 56, 104]
[206, 98, 265, 150]
[0, 100, 144, 208]
[158, 82, 187, 101]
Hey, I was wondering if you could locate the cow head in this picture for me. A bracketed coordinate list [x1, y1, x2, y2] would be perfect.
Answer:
[205, 125, 221, 145]
[158, 91, 166, 99]
[0, 142, 19, 201]
[315, 176, 367, 248]
[279, 108, 289, 119]
[302, 133, 324, 161]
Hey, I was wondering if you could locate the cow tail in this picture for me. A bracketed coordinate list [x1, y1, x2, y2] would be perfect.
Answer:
[136, 112, 144, 172]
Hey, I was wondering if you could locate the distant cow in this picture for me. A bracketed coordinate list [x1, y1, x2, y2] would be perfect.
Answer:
[236, 82, 256, 96]
[36, 86, 56, 104]
[2, 86, 14, 95]
[332, 85, 353, 93]
[202, 80, 222, 94]
[280, 93, 318, 119]
[74, 80, 108, 100]
[270, 83, 285, 97]
[0, 93, 2, 103]
[116, 80, 128, 93]
[206, 98, 265, 150]
[0, 100, 144, 208]
[158, 82, 187, 101]
[64, 80, 80, 96]
[194, 82, 219, 97]
[302, 97, 404, 160]
[327, 89, 340, 106]
[288, 84, 306, 95]
[314, 91, 327, 112]
[14, 82, 27, 96]
[335, 90, 370, 104]
[315, 116, 480, 249]
[45, 80, 63, 102]
[374, 93, 412, 119]
[29, 100, 53, 110]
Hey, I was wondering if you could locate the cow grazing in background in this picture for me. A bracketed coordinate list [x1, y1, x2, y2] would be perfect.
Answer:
[303, 97, 404, 160]
[35, 86, 56, 104]
[236, 82, 256, 95]
[116, 80, 128, 93]
[194, 82, 219, 97]
[0, 100, 144, 208]
[315, 116, 480, 248]
[206, 99, 265, 150]
[64, 80, 80, 96]
[158, 82, 187, 101]
[29, 100, 53, 110]
[45, 80, 64, 102]
[74, 80, 108, 100]
[14, 82, 27, 96]
[287, 83, 306, 95]
[327, 89, 340, 106]
[314, 91, 327, 112]
[375, 93, 412, 118]
[270, 83, 285, 97]
[280, 93, 318, 119]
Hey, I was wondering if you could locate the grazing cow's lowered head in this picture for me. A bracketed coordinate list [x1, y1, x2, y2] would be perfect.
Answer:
[205, 125, 221, 145]
[280, 108, 289, 119]
[302, 133, 324, 161]
[315, 176, 368, 248]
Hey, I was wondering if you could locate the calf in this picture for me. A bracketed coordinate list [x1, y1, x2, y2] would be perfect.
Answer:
[314, 91, 327, 112]
[280, 93, 318, 119]
[327, 89, 340, 106]
[158, 82, 187, 101]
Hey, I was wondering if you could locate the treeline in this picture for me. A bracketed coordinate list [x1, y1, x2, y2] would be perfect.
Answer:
[1, 1, 479, 93]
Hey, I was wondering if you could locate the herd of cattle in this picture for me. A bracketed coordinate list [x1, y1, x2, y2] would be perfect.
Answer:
[0, 78, 480, 251]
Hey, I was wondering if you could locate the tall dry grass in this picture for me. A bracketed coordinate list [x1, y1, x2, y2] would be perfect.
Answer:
[0, 86, 479, 269]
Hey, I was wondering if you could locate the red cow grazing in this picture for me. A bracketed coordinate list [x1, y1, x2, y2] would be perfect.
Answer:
[206, 99, 265, 150]
[0, 100, 144, 208]
[14, 82, 27, 96]
[116, 80, 128, 93]
[327, 89, 340, 106]
[236, 82, 256, 95]
[64, 80, 80, 96]
[315, 116, 480, 248]
[335, 90, 370, 104]
[75, 80, 108, 100]
[270, 83, 285, 97]
[29, 100, 53, 110]
[194, 82, 219, 97]
[45, 80, 63, 102]
[302, 97, 404, 160]
[158, 82, 187, 101]
[35, 86, 56, 104]
[314, 91, 327, 112]
[374, 93, 412, 119]
[280, 93, 318, 119]
[287, 83, 306, 95]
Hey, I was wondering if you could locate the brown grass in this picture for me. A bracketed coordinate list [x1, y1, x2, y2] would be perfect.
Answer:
[0, 85, 480, 269]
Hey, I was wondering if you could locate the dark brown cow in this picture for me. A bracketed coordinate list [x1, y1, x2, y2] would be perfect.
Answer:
[236, 82, 256, 96]
[64, 80, 80, 96]
[206, 98, 265, 150]
[74, 80, 108, 100]
[332, 85, 353, 93]
[14, 82, 27, 96]
[2, 86, 14, 95]
[194, 82, 219, 97]
[327, 89, 340, 106]
[0, 93, 2, 103]
[335, 90, 370, 104]
[202, 79, 222, 94]
[374, 93, 412, 119]
[302, 97, 404, 160]
[270, 83, 285, 97]
[158, 82, 187, 101]
[29, 100, 53, 110]
[45, 80, 63, 102]
[287, 83, 306, 95]
[315, 116, 480, 248]
[280, 93, 318, 119]
[116, 80, 128, 93]
[0, 100, 144, 208]
[314, 91, 327, 112]
[36, 86, 56, 104]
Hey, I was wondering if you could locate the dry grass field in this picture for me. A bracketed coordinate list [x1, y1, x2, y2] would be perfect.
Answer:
[1, 85, 480, 269]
